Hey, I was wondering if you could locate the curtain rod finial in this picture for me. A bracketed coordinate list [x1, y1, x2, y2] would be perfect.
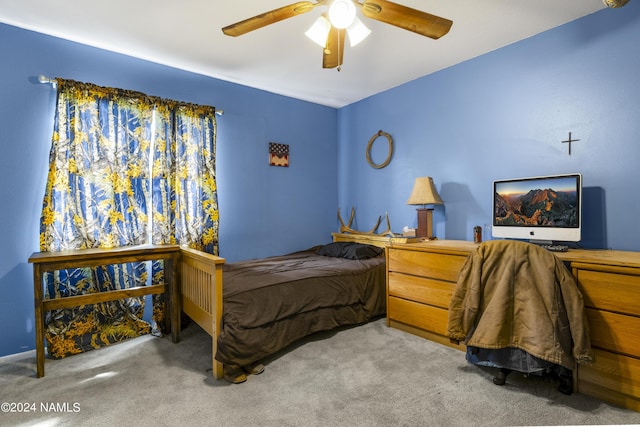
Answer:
[38, 75, 56, 85]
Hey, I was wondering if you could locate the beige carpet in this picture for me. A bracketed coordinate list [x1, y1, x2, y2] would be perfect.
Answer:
[1, 318, 640, 427]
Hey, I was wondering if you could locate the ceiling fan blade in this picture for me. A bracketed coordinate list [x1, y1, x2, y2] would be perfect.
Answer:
[222, 1, 324, 36]
[360, 0, 452, 39]
[323, 26, 346, 69]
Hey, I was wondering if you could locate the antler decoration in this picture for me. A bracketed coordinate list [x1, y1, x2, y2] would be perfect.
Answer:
[377, 212, 396, 237]
[337, 207, 396, 237]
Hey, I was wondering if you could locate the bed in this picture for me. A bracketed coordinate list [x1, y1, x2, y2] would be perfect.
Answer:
[177, 233, 389, 380]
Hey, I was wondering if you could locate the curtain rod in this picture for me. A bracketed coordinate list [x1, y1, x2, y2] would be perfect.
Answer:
[37, 75, 224, 116]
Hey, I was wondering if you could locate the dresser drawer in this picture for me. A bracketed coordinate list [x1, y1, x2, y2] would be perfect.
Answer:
[388, 272, 454, 309]
[388, 296, 449, 337]
[586, 308, 640, 358]
[576, 269, 640, 316]
[388, 248, 467, 282]
[577, 348, 640, 411]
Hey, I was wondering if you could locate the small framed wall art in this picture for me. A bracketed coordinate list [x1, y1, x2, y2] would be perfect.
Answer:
[269, 142, 289, 167]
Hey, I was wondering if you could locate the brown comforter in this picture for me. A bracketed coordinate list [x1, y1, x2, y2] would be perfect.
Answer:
[215, 248, 386, 367]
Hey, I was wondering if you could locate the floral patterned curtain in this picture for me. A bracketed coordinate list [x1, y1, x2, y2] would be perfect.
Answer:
[170, 103, 219, 252]
[39, 79, 219, 357]
[149, 102, 219, 252]
[146, 101, 220, 329]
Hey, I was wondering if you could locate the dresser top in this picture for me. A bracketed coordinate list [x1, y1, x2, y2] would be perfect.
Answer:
[389, 239, 640, 269]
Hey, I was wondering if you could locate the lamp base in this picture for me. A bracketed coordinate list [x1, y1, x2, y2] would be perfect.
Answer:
[416, 208, 436, 239]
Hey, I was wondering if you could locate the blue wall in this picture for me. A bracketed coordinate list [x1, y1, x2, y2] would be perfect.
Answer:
[2, 4, 640, 358]
[338, 4, 640, 251]
[0, 23, 337, 357]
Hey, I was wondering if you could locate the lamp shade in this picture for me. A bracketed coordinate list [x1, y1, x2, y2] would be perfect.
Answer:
[346, 17, 370, 47]
[305, 15, 331, 47]
[406, 177, 444, 206]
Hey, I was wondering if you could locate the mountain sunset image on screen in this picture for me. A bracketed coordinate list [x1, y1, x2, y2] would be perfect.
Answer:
[492, 174, 582, 242]
[495, 177, 578, 227]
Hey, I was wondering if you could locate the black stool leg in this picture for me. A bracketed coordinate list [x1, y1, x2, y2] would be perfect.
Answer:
[493, 368, 512, 386]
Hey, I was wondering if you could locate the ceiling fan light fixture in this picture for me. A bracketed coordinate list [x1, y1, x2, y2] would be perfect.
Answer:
[346, 17, 371, 47]
[305, 15, 332, 47]
[328, 0, 356, 29]
[602, 0, 630, 7]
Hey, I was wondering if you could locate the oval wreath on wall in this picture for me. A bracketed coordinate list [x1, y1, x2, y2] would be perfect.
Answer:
[366, 130, 393, 169]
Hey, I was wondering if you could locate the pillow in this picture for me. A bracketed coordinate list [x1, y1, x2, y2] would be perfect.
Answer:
[315, 242, 346, 258]
[341, 243, 384, 260]
[316, 242, 383, 260]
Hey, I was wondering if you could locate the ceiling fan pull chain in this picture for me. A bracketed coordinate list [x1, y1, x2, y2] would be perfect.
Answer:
[337, 29, 342, 72]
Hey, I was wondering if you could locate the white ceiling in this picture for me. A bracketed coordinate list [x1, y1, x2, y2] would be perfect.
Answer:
[0, 0, 609, 108]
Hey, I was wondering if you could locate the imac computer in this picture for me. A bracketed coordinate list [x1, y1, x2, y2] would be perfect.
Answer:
[492, 173, 582, 244]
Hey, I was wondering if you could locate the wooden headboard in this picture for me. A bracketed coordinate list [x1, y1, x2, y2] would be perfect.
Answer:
[331, 232, 420, 248]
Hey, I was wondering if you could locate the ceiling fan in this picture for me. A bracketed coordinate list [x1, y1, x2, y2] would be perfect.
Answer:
[222, 0, 453, 70]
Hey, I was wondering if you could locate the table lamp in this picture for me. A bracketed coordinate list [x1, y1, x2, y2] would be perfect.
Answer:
[406, 177, 444, 239]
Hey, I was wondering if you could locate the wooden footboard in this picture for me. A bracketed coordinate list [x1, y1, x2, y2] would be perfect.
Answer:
[179, 247, 225, 379]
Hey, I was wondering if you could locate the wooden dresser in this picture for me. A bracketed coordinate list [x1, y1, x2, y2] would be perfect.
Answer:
[386, 240, 640, 412]
[386, 240, 475, 350]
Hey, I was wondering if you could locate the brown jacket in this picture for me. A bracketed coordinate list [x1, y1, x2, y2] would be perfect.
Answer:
[447, 240, 592, 370]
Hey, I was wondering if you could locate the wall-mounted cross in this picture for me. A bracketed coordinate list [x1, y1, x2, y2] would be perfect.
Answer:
[561, 132, 580, 155]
